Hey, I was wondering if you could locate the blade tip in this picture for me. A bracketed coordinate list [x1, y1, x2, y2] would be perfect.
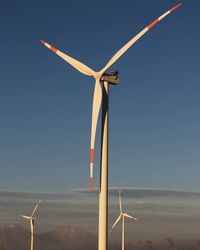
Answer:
[90, 177, 93, 192]
[40, 40, 57, 53]
[90, 152, 94, 192]
[40, 40, 45, 45]
[170, 3, 182, 12]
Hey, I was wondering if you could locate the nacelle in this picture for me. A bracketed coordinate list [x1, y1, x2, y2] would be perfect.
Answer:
[101, 71, 120, 85]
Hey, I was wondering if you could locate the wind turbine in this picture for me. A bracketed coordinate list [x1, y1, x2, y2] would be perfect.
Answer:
[40, 4, 181, 250]
[20, 200, 41, 250]
[109, 191, 138, 250]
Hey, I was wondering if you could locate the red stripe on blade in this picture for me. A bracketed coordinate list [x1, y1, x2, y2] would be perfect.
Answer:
[40, 40, 45, 45]
[50, 46, 57, 53]
[90, 149, 94, 163]
[148, 19, 159, 29]
[90, 177, 93, 191]
[170, 3, 182, 13]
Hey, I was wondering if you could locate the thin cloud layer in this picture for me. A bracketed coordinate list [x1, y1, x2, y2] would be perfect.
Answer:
[1, 188, 200, 240]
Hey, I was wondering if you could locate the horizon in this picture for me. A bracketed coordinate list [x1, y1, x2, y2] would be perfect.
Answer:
[1, 187, 200, 240]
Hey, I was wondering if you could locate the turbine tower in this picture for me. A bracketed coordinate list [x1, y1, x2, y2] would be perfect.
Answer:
[109, 191, 138, 250]
[40, 4, 181, 250]
[20, 200, 41, 250]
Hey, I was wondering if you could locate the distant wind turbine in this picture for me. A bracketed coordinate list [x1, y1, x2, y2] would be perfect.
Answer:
[40, 4, 181, 250]
[20, 200, 41, 250]
[109, 191, 138, 250]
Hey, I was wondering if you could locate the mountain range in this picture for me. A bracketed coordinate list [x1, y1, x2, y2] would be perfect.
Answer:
[1, 224, 200, 250]
[0, 224, 97, 250]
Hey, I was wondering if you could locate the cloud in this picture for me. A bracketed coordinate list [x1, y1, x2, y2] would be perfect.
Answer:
[1, 187, 200, 240]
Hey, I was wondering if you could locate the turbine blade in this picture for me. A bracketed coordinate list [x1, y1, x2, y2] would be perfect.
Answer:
[100, 3, 182, 74]
[90, 79, 102, 191]
[124, 213, 138, 220]
[40, 40, 95, 76]
[31, 200, 41, 217]
[20, 215, 31, 220]
[119, 190, 122, 213]
[109, 215, 121, 233]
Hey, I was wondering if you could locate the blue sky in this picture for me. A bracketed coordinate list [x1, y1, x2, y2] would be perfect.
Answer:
[0, 0, 200, 192]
